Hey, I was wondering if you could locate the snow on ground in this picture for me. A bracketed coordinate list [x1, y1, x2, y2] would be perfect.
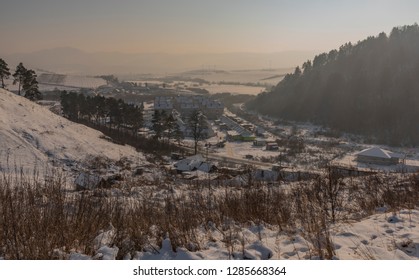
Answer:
[131, 209, 419, 260]
[66, 208, 419, 260]
[181, 69, 291, 86]
[128, 79, 266, 95]
[63, 75, 106, 88]
[202, 84, 266, 95]
[332, 209, 419, 259]
[5, 74, 106, 91]
[333, 155, 419, 173]
[0, 89, 143, 175]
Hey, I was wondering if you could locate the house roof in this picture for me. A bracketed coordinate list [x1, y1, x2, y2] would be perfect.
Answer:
[355, 147, 403, 159]
[174, 154, 216, 173]
[174, 154, 205, 171]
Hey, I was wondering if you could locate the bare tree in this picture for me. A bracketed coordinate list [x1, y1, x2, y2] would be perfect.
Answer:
[187, 110, 208, 154]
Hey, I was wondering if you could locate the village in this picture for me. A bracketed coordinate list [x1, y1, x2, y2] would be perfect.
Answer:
[73, 91, 419, 191]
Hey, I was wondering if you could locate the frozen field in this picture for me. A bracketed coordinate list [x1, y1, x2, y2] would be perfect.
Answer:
[180, 68, 292, 86]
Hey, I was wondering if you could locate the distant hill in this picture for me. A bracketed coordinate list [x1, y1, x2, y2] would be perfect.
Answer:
[247, 24, 419, 146]
[0, 89, 141, 175]
[2, 48, 318, 75]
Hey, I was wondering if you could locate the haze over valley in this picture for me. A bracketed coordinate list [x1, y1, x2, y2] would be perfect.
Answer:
[2, 0, 419, 265]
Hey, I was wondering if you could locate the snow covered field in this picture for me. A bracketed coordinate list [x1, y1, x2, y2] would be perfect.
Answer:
[180, 69, 291, 86]
[4, 74, 107, 92]
[202, 84, 266, 95]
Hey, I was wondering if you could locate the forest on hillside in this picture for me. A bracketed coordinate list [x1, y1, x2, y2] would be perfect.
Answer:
[247, 24, 419, 146]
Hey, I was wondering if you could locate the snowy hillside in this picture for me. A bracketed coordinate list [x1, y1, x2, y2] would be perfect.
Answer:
[0, 89, 142, 175]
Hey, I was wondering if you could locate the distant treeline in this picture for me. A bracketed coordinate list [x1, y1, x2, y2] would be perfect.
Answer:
[247, 24, 419, 146]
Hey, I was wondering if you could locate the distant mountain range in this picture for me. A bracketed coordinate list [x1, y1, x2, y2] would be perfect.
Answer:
[1, 47, 318, 75]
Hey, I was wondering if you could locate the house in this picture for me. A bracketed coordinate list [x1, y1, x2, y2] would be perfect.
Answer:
[266, 142, 279, 151]
[355, 147, 404, 165]
[253, 139, 267, 147]
[174, 154, 217, 173]
[220, 116, 256, 142]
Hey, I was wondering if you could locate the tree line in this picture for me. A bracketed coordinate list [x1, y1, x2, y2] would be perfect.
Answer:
[0, 59, 41, 101]
[61, 91, 210, 155]
[247, 24, 419, 146]
[60, 92, 143, 136]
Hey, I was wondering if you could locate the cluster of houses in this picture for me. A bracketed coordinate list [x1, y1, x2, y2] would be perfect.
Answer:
[253, 139, 279, 151]
[73, 142, 418, 190]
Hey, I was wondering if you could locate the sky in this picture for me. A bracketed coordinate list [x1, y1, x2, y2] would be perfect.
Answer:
[1, 0, 418, 55]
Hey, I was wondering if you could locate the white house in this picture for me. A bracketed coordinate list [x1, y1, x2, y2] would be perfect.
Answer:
[174, 154, 217, 173]
[355, 147, 404, 165]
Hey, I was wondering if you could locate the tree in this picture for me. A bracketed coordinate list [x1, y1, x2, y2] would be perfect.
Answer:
[164, 113, 178, 142]
[13, 63, 27, 96]
[22, 69, 41, 101]
[0, 58, 11, 89]
[302, 60, 312, 74]
[152, 110, 167, 140]
[60, 91, 79, 120]
[246, 24, 419, 145]
[187, 110, 208, 154]
[125, 104, 143, 136]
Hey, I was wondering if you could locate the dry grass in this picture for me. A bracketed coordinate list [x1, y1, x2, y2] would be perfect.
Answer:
[1, 167, 419, 259]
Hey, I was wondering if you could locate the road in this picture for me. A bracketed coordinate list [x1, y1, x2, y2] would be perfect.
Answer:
[180, 144, 274, 169]
[205, 152, 273, 168]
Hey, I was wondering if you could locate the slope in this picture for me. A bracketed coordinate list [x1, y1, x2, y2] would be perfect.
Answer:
[0, 88, 142, 174]
[247, 24, 419, 146]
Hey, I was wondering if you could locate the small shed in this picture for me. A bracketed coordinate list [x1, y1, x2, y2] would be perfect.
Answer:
[355, 147, 403, 165]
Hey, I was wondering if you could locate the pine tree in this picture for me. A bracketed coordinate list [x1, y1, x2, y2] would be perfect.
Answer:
[164, 113, 178, 143]
[0, 58, 11, 89]
[125, 104, 143, 136]
[13, 62, 27, 96]
[22, 69, 41, 101]
[152, 110, 165, 140]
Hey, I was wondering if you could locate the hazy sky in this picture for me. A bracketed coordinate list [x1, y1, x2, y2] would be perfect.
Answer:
[1, 0, 418, 54]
